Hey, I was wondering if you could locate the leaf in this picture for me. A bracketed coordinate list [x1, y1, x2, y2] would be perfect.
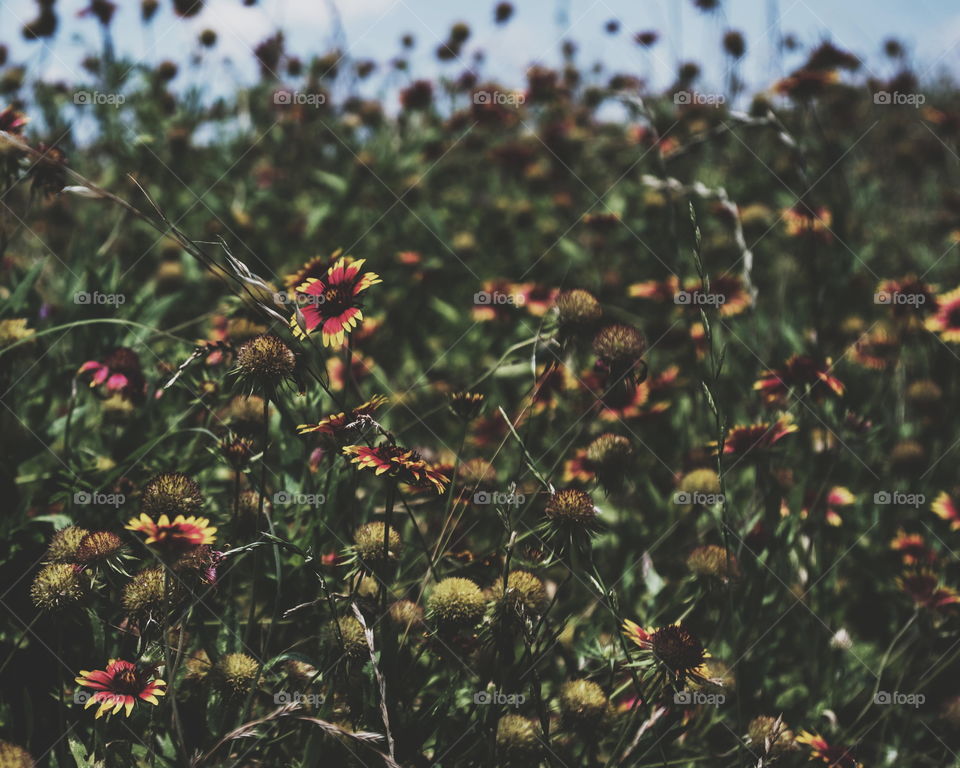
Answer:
[6, 259, 44, 313]
[69, 739, 93, 768]
[313, 170, 348, 194]
[642, 552, 665, 596]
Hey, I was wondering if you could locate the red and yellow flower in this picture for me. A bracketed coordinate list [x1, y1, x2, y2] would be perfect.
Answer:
[848, 326, 899, 370]
[718, 415, 797, 455]
[622, 619, 714, 686]
[890, 530, 936, 566]
[297, 395, 388, 438]
[788, 486, 854, 527]
[343, 444, 449, 494]
[78, 347, 147, 403]
[75, 660, 166, 719]
[782, 203, 833, 240]
[796, 731, 861, 768]
[926, 285, 960, 343]
[898, 571, 960, 612]
[754, 355, 844, 405]
[125, 513, 217, 552]
[933, 491, 960, 530]
[290, 257, 381, 346]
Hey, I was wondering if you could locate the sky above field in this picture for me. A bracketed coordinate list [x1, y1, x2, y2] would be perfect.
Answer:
[2, 0, 960, 100]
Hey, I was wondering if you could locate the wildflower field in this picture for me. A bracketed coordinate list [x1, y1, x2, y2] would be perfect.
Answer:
[3, 1, 960, 766]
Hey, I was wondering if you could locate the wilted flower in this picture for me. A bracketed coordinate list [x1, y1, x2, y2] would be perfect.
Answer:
[75, 660, 165, 719]
[898, 571, 959, 612]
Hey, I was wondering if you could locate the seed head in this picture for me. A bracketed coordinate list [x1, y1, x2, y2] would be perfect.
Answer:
[216, 653, 260, 695]
[235, 334, 296, 391]
[496, 714, 541, 762]
[427, 577, 486, 631]
[30, 563, 83, 612]
[140, 472, 204, 518]
[559, 679, 608, 730]
[353, 522, 402, 566]
[555, 289, 602, 333]
[75, 531, 124, 564]
[45, 526, 89, 562]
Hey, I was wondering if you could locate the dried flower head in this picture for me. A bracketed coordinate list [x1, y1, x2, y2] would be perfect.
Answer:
[45, 526, 89, 562]
[427, 577, 486, 631]
[0, 741, 34, 768]
[496, 714, 541, 762]
[555, 289, 602, 333]
[353, 522, 402, 566]
[121, 567, 171, 619]
[559, 679, 608, 729]
[324, 616, 369, 661]
[75, 531, 124, 564]
[491, 570, 548, 615]
[748, 715, 795, 755]
[592, 324, 646, 381]
[216, 653, 260, 695]
[235, 334, 296, 391]
[687, 545, 740, 582]
[139, 473, 204, 518]
[31, 563, 83, 612]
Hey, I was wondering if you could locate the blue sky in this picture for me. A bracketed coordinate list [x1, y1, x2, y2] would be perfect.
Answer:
[3, 0, 959, 102]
